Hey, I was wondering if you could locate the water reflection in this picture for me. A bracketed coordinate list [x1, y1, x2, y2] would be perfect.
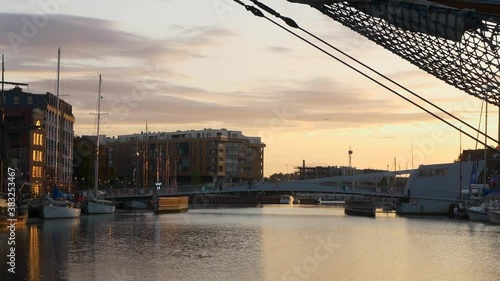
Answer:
[1, 207, 499, 281]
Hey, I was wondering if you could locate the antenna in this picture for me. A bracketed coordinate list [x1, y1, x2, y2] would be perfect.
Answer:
[348, 146, 353, 168]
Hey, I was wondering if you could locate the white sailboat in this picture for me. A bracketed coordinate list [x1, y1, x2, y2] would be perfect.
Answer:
[82, 74, 115, 214]
[41, 48, 81, 219]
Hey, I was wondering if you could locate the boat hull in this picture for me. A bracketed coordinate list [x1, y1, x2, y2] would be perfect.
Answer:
[467, 207, 489, 221]
[344, 198, 375, 217]
[82, 200, 115, 214]
[155, 196, 188, 214]
[279, 196, 294, 204]
[487, 210, 500, 224]
[41, 206, 81, 219]
[397, 199, 458, 215]
[123, 200, 149, 209]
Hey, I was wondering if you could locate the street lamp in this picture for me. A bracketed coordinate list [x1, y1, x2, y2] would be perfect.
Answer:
[286, 164, 289, 181]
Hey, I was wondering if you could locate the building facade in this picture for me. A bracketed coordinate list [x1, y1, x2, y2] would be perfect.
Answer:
[93, 128, 265, 189]
[295, 160, 387, 185]
[3, 86, 75, 195]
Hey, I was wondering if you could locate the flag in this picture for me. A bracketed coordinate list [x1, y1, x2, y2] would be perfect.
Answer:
[470, 161, 477, 185]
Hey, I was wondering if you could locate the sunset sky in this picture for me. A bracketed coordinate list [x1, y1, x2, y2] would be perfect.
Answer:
[1, 0, 496, 176]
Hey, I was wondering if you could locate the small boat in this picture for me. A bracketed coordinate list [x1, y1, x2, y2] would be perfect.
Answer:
[82, 196, 116, 214]
[466, 206, 489, 221]
[279, 195, 294, 204]
[382, 202, 396, 212]
[154, 196, 188, 214]
[487, 209, 500, 224]
[344, 197, 375, 217]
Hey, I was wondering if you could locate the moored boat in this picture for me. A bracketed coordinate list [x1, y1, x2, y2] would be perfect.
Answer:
[41, 204, 81, 219]
[154, 196, 188, 214]
[40, 49, 81, 220]
[344, 197, 375, 217]
[466, 206, 489, 221]
[397, 161, 484, 215]
[487, 209, 500, 224]
[279, 195, 294, 204]
[82, 197, 115, 214]
[82, 75, 115, 215]
[40, 193, 81, 219]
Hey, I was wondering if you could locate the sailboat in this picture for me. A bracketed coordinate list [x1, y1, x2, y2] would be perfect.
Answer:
[40, 48, 81, 219]
[81, 74, 115, 214]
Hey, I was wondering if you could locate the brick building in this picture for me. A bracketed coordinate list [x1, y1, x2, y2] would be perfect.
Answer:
[89, 128, 265, 189]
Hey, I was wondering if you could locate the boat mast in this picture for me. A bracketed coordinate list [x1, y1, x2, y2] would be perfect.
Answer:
[145, 121, 148, 188]
[1, 54, 4, 196]
[484, 100, 488, 185]
[55, 48, 61, 190]
[165, 138, 169, 188]
[156, 136, 159, 185]
[94, 74, 102, 196]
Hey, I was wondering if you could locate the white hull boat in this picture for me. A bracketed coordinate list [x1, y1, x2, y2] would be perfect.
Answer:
[82, 199, 115, 214]
[41, 205, 81, 219]
[467, 206, 489, 221]
[487, 209, 500, 224]
[83, 75, 116, 215]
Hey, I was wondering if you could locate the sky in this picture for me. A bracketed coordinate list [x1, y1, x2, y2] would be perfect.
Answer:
[0, 0, 496, 176]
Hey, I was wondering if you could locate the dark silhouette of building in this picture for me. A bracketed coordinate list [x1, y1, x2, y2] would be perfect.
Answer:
[3, 86, 75, 195]
[78, 128, 265, 189]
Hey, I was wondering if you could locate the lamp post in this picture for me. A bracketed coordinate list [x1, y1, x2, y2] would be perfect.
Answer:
[286, 164, 289, 181]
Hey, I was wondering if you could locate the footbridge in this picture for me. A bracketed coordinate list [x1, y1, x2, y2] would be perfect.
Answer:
[105, 169, 411, 200]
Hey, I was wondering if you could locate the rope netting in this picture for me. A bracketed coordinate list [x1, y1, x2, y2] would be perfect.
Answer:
[293, 1, 500, 105]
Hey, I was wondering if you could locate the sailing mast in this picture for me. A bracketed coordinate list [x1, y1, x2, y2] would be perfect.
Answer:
[144, 121, 148, 188]
[55, 48, 61, 190]
[156, 136, 159, 185]
[1, 54, 4, 196]
[94, 74, 102, 196]
[165, 138, 169, 188]
[484, 100, 488, 185]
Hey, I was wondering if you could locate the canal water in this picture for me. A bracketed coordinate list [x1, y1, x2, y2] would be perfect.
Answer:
[1, 206, 499, 281]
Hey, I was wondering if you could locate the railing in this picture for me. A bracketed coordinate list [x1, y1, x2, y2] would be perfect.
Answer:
[104, 182, 403, 198]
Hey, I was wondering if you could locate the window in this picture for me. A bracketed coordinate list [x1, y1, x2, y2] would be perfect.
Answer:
[27, 96, 33, 104]
[14, 96, 19, 105]
[418, 168, 448, 177]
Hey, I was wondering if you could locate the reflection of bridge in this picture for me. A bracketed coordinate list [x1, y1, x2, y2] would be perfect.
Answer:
[106, 170, 410, 200]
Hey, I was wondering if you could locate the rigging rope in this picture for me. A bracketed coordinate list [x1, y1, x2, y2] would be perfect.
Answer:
[233, 0, 499, 154]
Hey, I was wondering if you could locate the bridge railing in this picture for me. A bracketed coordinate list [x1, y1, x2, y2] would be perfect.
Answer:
[106, 184, 222, 198]
[104, 182, 402, 198]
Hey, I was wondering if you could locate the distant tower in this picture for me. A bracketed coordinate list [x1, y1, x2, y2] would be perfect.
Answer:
[348, 146, 353, 168]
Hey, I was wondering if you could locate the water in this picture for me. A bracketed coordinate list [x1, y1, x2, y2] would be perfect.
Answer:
[1, 206, 499, 281]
